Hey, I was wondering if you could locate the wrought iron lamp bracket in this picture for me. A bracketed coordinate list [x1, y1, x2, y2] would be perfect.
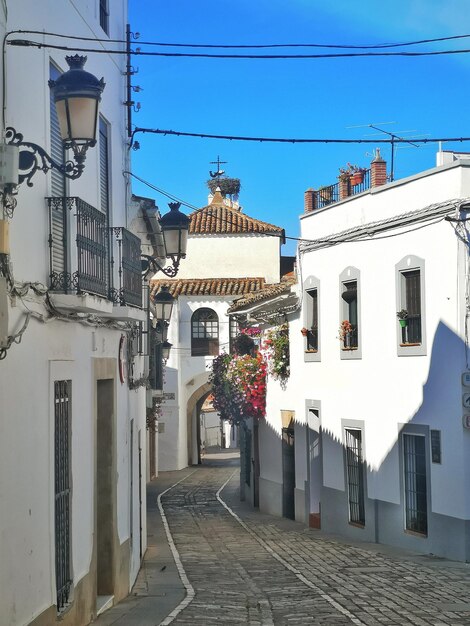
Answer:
[5, 126, 87, 188]
[141, 253, 181, 279]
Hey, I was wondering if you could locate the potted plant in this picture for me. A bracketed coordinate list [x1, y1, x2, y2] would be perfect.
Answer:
[301, 327, 309, 337]
[350, 166, 366, 186]
[397, 309, 408, 327]
[338, 320, 353, 343]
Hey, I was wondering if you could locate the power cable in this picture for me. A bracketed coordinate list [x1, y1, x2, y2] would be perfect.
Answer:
[9, 39, 470, 59]
[7, 29, 470, 50]
[132, 127, 470, 145]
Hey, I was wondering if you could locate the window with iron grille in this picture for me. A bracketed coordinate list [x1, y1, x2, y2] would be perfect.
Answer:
[306, 288, 318, 351]
[403, 434, 428, 535]
[396, 256, 426, 356]
[345, 428, 365, 525]
[229, 316, 240, 353]
[191, 308, 219, 356]
[401, 269, 422, 344]
[341, 280, 359, 349]
[99, 0, 109, 34]
[54, 380, 72, 611]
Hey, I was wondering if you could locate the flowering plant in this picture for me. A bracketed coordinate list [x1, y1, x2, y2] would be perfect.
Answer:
[338, 319, 353, 341]
[396, 309, 408, 320]
[210, 351, 266, 423]
[262, 323, 290, 381]
[241, 327, 262, 337]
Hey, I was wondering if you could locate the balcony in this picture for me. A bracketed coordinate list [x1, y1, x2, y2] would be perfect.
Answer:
[310, 169, 371, 210]
[46, 197, 142, 315]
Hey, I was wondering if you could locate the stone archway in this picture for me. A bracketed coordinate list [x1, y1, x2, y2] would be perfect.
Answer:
[186, 382, 212, 465]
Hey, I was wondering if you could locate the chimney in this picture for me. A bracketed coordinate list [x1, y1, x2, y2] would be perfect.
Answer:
[371, 148, 387, 187]
[304, 188, 316, 213]
[339, 176, 351, 200]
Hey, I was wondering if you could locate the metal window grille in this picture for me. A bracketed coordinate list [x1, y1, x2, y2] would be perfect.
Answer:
[244, 427, 252, 486]
[47, 197, 109, 297]
[342, 281, 358, 348]
[345, 428, 365, 525]
[307, 289, 318, 350]
[99, 0, 109, 34]
[229, 317, 240, 353]
[402, 270, 422, 344]
[54, 380, 72, 611]
[191, 308, 219, 356]
[403, 434, 428, 534]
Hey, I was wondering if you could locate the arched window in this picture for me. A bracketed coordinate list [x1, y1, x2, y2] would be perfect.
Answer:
[191, 308, 219, 356]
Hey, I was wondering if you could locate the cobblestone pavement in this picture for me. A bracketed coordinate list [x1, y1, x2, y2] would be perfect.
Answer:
[160, 460, 470, 626]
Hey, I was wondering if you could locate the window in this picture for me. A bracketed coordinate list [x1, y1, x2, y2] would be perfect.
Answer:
[396, 256, 426, 356]
[99, 0, 109, 34]
[345, 428, 365, 525]
[191, 308, 219, 356]
[403, 434, 428, 535]
[54, 380, 72, 611]
[401, 270, 421, 344]
[303, 275, 321, 362]
[339, 267, 361, 359]
[306, 289, 318, 351]
[229, 316, 240, 353]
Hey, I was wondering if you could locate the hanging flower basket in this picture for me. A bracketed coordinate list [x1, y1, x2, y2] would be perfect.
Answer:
[301, 327, 308, 337]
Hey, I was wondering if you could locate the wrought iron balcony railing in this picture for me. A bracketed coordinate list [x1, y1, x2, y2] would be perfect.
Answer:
[109, 227, 142, 308]
[47, 196, 109, 298]
[47, 197, 143, 308]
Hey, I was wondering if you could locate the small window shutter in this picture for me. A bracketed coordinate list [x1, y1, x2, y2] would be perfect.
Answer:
[50, 64, 66, 277]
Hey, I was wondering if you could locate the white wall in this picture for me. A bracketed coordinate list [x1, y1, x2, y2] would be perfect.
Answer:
[0, 2, 149, 624]
[293, 163, 470, 519]
[176, 234, 281, 284]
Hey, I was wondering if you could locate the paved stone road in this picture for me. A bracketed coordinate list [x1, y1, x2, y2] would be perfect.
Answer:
[161, 461, 470, 626]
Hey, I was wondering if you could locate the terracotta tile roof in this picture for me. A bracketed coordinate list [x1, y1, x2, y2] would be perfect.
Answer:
[227, 277, 297, 312]
[151, 277, 266, 299]
[189, 191, 284, 236]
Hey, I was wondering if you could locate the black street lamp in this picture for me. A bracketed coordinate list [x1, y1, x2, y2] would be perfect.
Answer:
[161, 340, 172, 362]
[141, 202, 190, 278]
[5, 55, 105, 188]
[152, 286, 174, 323]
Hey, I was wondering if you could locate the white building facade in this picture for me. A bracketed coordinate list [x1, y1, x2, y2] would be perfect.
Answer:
[242, 152, 470, 562]
[151, 188, 286, 471]
[0, 2, 151, 624]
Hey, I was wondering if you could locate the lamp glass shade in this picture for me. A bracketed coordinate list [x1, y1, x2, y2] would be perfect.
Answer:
[56, 97, 98, 144]
[161, 340, 172, 361]
[153, 286, 174, 323]
[162, 228, 188, 258]
[159, 202, 190, 258]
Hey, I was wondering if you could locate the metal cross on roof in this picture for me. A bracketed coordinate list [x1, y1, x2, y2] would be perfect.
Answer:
[209, 155, 227, 179]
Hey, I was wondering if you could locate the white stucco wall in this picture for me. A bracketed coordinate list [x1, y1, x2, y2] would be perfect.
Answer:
[175, 234, 281, 284]
[0, 2, 148, 624]
[292, 163, 470, 520]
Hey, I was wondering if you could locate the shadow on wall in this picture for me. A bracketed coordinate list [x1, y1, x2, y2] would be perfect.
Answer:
[251, 321, 470, 561]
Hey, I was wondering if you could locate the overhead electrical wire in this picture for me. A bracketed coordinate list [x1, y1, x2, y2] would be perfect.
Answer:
[125, 171, 461, 248]
[9, 39, 470, 59]
[6, 29, 470, 50]
[131, 127, 470, 145]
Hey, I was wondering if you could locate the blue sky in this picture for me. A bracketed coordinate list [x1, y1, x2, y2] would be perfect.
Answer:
[129, 1, 470, 254]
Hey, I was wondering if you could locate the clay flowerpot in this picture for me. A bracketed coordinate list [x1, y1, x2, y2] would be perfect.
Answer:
[350, 171, 364, 186]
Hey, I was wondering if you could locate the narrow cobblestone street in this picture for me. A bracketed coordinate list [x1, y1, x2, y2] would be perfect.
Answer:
[96, 450, 470, 626]
[155, 451, 470, 626]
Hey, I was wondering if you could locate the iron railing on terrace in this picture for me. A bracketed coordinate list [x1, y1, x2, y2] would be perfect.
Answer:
[314, 168, 371, 209]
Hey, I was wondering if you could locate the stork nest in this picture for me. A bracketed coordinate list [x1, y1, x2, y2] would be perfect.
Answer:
[207, 177, 241, 196]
